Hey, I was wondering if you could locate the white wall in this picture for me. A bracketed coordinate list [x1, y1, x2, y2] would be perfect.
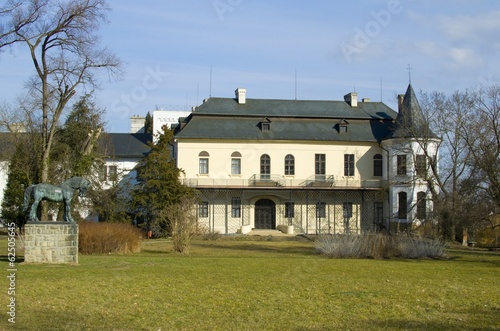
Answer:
[0, 161, 9, 219]
[381, 138, 440, 226]
[153, 110, 191, 136]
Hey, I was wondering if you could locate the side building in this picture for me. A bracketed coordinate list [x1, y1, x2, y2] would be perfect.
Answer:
[97, 132, 152, 189]
[0, 131, 152, 223]
[174, 85, 439, 234]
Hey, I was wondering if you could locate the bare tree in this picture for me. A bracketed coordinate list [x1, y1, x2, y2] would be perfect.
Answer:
[167, 197, 200, 254]
[419, 85, 500, 240]
[3, 0, 122, 185]
[464, 85, 500, 208]
[0, 0, 40, 49]
[418, 90, 477, 238]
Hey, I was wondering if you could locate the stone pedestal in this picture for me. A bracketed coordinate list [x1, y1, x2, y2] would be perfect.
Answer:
[24, 222, 78, 264]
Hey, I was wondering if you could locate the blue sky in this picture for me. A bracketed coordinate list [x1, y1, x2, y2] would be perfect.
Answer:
[1, 0, 499, 133]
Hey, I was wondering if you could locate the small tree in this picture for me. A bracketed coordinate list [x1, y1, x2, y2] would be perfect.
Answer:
[1, 163, 31, 229]
[130, 127, 197, 237]
[144, 112, 153, 134]
[1, 133, 38, 229]
[167, 197, 199, 253]
[56, 94, 104, 178]
[88, 179, 133, 223]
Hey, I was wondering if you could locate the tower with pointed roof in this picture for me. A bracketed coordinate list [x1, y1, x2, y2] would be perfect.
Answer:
[381, 84, 440, 231]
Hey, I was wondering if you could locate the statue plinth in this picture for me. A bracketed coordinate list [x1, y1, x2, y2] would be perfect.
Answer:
[24, 222, 78, 264]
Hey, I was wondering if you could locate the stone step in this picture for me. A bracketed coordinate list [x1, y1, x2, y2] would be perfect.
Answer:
[247, 229, 293, 236]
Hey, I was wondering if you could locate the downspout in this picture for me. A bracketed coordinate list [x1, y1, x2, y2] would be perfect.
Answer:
[379, 140, 392, 233]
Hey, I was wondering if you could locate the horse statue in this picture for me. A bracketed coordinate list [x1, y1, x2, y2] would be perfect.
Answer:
[23, 177, 90, 223]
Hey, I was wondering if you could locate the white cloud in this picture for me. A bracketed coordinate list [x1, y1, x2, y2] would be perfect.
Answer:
[408, 9, 500, 46]
[435, 10, 500, 42]
[413, 41, 444, 57]
[407, 9, 497, 72]
[448, 47, 483, 68]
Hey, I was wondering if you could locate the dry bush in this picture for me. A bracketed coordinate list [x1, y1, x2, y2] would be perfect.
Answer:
[397, 237, 446, 258]
[201, 230, 223, 241]
[316, 233, 445, 259]
[167, 198, 199, 253]
[79, 221, 143, 254]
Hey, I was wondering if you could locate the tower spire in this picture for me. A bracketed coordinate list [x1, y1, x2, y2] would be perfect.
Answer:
[407, 64, 412, 84]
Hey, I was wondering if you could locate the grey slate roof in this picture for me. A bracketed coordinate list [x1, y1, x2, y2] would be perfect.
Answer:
[193, 97, 396, 119]
[388, 84, 438, 139]
[0, 132, 152, 161]
[175, 97, 398, 142]
[101, 133, 152, 158]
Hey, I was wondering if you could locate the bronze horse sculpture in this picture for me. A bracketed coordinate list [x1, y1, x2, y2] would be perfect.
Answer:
[23, 177, 90, 222]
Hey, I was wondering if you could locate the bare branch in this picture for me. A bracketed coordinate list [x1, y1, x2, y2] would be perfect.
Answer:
[2, 0, 122, 187]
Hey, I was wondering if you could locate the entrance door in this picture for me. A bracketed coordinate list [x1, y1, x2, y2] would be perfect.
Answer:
[255, 199, 276, 229]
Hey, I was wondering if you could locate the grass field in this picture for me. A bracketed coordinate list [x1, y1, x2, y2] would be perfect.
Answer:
[1, 236, 499, 330]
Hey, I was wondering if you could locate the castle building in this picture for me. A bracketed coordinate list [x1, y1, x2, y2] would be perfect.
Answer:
[174, 85, 439, 234]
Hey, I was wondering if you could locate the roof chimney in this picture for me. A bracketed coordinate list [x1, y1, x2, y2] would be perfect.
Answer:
[344, 92, 358, 107]
[397, 94, 405, 112]
[130, 115, 145, 133]
[235, 88, 246, 104]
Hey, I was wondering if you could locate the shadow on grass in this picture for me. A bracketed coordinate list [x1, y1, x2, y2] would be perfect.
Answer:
[446, 248, 500, 268]
[192, 241, 317, 256]
[365, 305, 500, 331]
[0, 254, 24, 263]
[11, 307, 118, 331]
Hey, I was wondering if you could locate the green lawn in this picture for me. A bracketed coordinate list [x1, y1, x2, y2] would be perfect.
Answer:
[1, 236, 499, 330]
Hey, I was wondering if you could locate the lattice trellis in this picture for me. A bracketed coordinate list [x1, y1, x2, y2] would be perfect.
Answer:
[197, 189, 250, 234]
[197, 188, 387, 234]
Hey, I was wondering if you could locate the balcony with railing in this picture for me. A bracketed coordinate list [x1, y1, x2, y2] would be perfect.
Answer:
[249, 174, 285, 187]
[181, 175, 386, 189]
[302, 175, 335, 187]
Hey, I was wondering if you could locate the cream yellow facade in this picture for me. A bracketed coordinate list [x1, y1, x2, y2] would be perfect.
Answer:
[176, 139, 389, 234]
[174, 84, 438, 234]
[177, 139, 386, 188]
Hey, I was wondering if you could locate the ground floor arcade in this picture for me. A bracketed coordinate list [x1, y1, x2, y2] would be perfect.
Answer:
[196, 188, 388, 235]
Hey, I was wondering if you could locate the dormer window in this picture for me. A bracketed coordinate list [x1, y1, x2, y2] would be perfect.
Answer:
[260, 118, 272, 132]
[337, 119, 349, 134]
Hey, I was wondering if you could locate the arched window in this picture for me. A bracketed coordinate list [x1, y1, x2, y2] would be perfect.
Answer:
[198, 151, 209, 174]
[373, 154, 383, 176]
[417, 192, 426, 219]
[260, 154, 271, 179]
[231, 151, 241, 175]
[398, 191, 407, 219]
[284, 154, 295, 175]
